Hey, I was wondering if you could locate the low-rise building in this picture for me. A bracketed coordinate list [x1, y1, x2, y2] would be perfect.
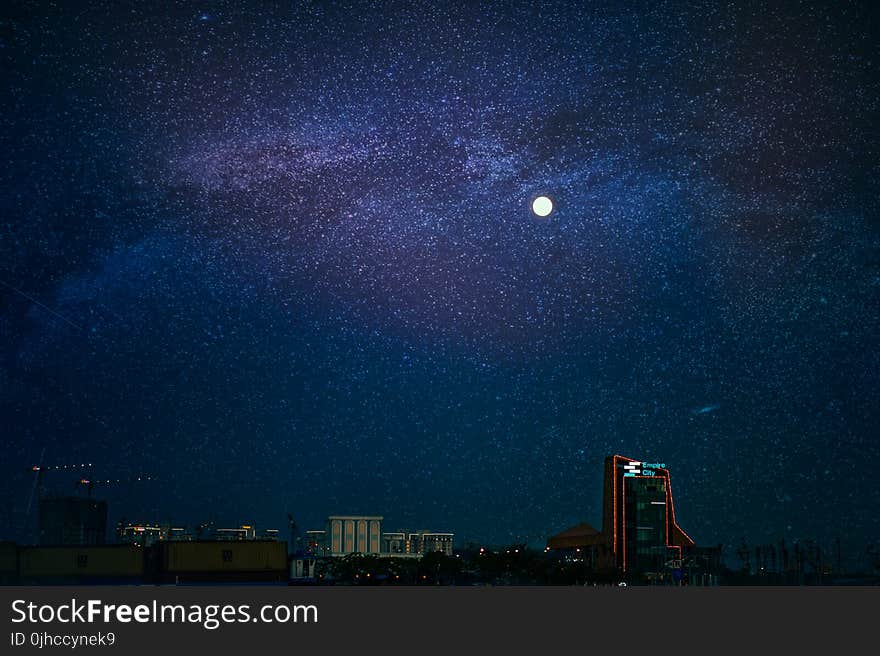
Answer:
[304, 530, 328, 556]
[327, 516, 382, 556]
[409, 531, 454, 556]
[116, 523, 191, 546]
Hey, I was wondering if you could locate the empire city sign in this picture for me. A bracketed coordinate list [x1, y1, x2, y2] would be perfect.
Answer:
[622, 461, 667, 477]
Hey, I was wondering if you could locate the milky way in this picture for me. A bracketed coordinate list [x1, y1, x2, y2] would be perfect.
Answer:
[1, 1, 877, 558]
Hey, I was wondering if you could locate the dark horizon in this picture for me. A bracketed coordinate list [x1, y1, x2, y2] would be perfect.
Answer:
[7, 450, 877, 575]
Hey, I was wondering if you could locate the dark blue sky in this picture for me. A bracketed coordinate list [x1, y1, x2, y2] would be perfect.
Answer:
[1, 1, 877, 560]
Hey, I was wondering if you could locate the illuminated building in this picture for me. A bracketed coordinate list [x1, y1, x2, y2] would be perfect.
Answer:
[116, 523, 191, 546]
[548, 455, 699, 582]
[323, 519, 454, 557]
[259, 528, 280, 541]
[408, 531, 454, 556]
[209, 525, 279, 541]
[304, 530, 328, 556]
[382, 532, 407, 554]
[327, 516, 382, 556]
[213, 525, 256, 541]
[380, 530, 455, 556]
[289, 555, 317, 582]
[602, 455, 694, 576]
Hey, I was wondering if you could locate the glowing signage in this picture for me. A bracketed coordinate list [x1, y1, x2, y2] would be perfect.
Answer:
[622, 460, 667, 477]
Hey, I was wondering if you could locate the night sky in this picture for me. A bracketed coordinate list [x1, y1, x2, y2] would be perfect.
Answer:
[1, 1, 877, 561]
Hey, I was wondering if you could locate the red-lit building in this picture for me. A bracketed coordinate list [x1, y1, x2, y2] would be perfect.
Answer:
[548, 455, 704, 583]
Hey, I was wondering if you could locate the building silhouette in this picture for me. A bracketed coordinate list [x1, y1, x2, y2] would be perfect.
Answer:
[602, 455, 694, 575]
[38, 497, 107, 546]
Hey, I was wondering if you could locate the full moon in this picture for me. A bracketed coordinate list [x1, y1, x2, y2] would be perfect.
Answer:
[532, 196, 553, 217]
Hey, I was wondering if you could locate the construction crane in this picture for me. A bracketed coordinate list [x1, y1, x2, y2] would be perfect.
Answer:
[31, 463, 93, 473]
[23, 456, 95, 543]
[74, 475, 156, 498]
[26, 457, 94, 514]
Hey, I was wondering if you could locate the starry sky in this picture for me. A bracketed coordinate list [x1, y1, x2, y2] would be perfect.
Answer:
[1, 1, 877, 560]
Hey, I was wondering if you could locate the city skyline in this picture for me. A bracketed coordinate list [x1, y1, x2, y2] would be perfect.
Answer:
[13, 452, 873, 576]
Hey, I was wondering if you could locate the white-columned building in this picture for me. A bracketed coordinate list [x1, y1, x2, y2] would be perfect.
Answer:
[327, 516, 382, 556]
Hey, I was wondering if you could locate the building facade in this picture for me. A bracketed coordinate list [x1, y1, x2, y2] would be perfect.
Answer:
[381, 532, 407, 555]
[548, 455, 700, 583]
[116, 523, 191, 546]
[208, 525, 279, 541]
[304, 530, 328, 556]
[327, 516, 382, 556]
[408, 532, 455, 556]
[602, 455, 694, 576]
[39, 497, 107, 546]
[380, 530, 455, 556]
